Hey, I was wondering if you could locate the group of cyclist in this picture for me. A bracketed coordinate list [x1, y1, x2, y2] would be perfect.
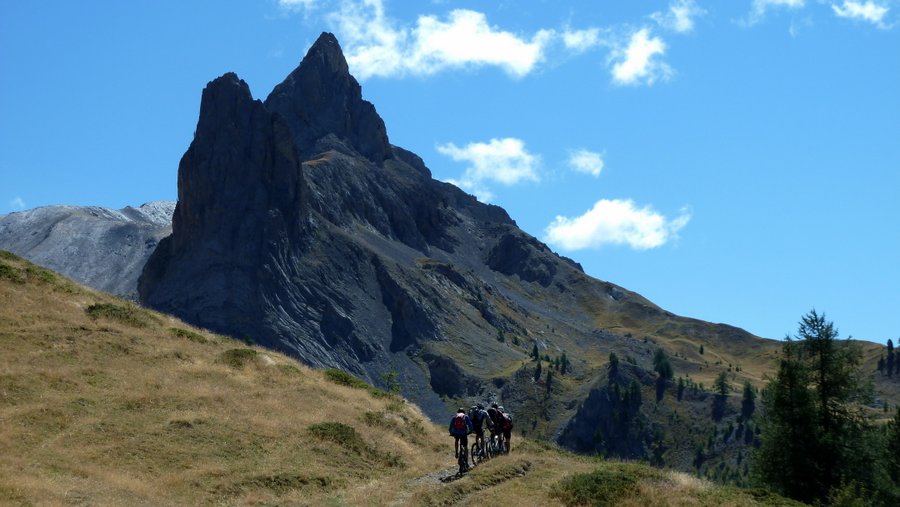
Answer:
[448, 403, 513, 470]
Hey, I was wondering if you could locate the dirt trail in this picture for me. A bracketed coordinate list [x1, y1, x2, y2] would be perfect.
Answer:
[387, 465, 459, 506]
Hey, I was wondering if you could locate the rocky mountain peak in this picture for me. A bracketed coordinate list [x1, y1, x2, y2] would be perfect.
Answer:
[265, 32, 391, 163]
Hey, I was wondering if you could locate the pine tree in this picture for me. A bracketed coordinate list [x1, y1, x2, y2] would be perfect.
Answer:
[560, 352, 569, 375]
[700, 344, 704, 355]
[888, 339, 895, 378]
[534, 360, 542, 381]
[713, 371, 729, 421]
[753, 310, 873, 504]
[653, 348, 673, 402]
[531, 343, 539, 361]
[546, 369, 553, 395]
[608, 352, 619, 383]
[878, 355, 885, 375]
[677, 377, 685, 401]
[741, 380, 756, 420]
[752, 339, 820, 503]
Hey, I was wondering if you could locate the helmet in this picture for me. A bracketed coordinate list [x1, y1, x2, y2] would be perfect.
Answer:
[470, 405, 478, 411]
[477, 404, 484, 410]
[457, 407, 465, 413]
[491, 403, 499, 409]
[498, 406, 505, 412]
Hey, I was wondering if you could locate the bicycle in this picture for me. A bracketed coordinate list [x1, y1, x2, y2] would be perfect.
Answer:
[457, 442, 470, 474]
[470, 436, 488, 465]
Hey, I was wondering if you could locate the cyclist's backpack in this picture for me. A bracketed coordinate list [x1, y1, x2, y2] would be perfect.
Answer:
[500, 411, 513, 431]
[453, 414, 467, 432]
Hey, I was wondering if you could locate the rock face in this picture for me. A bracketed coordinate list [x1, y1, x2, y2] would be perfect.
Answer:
[137, 32, 781, 469]
[0, 201, 174, 298]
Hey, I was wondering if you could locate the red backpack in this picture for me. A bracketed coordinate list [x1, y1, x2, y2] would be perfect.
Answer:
[453, 414, 467, 431]
[499, 411, 513, 431]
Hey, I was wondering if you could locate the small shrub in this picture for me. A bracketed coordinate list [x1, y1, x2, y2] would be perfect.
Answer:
[308, 422, 404, 468]
[324, 368, 370, 389]
[217, 348, 258, 368]
[0, 251, 20, 261]
[551, 464, 660, 507]
[25, 265, 56, 284]
[85, 303, 149, 327]
[0, 263, 22, 282]
[169, 327, 208, 344]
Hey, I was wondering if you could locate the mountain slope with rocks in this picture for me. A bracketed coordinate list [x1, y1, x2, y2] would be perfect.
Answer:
[0, 201, 174, 298]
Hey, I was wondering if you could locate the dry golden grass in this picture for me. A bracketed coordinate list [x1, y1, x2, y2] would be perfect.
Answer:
[0, 252, 804, 506]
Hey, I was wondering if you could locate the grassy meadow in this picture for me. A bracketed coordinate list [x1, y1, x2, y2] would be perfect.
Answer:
[0, 251, 803, 505]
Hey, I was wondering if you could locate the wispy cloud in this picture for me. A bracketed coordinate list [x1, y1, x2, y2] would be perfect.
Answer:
[562, 27, 603, 52]
[329, 0, 554, 79]
[437, 138, 539, 202]
[832, 1, 891, 28]
[545, 199, 690, 250]
[9, 197, 26, 210]
[745, 0, 806, 25]
[651, 0, 707, 33]
[609, 28, 672, 86]
[278, 0, 318, 12]
[568, 149, 605, 177]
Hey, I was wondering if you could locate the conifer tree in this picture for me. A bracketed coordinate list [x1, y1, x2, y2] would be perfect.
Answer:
[878, 355, 885, 375]
[560, 352, 569, 375]
[534, 360, 542, 381]
[677, 377, 685, 401]
[608, 352, 619, 383]
[531, 343, 539, 361]
[753, 310, 873, 504]
[653, 348, 673, 402]
[888, 339, 895, 378]
[741, 380, 756, 420]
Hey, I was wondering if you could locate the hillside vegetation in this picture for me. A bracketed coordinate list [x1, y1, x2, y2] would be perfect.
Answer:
[0, 251, 802, 505]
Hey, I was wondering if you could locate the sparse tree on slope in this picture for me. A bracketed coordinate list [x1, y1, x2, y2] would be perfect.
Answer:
[887, 339, 895, 378]
[753, 310, 874, 504]
[741, 381, 756, 420]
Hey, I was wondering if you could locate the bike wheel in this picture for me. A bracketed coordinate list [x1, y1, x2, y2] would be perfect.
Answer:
[458, 447, 469, 474]
[470, 442, 480, 465]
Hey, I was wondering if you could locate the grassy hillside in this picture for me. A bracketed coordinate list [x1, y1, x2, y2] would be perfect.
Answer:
[0, 251, 803, 505]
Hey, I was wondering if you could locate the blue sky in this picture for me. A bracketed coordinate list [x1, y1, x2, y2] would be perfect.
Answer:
[1, 0, 898, 343]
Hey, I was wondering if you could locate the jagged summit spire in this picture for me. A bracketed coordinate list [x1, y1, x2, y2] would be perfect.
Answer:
[265, 32, 391, 163]
[301, 32, 349, 76]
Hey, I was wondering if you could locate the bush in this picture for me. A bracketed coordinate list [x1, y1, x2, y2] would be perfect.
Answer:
[217, 348, 258, 368]
[551, 464, 660, 507]
[323, 368, 389, 398]
[85, 303, 149, 327]
[308, 422, 404, 468]
[169, 327, 208, 344]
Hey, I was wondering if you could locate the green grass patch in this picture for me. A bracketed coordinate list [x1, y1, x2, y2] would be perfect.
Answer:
[551, 463, 661, 507]
[308, 422, 404, 469]
[169, 327, 208, 344]
[0, 262, 24, 283]
[323, 368, 390, 398]
[85, 303, 150, 327]
[217, 348, 258, 368]
[0, 250, 20, 260]
[25, 265, 56, 284]
[217, 473, 339, 497]
[324, 368, 370, 389]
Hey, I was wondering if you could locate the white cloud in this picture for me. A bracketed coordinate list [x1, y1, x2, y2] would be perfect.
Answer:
[9, 197, 25, 210]
[562, 27, 603, 52]
[278, 0, 317, 11]
[832, 1, 890, 27]
[545, 199, 691, 250]
[437, 137, 539, 202]
[330, 0, 554, 79]
[746, 0, 806, 24]
[568, 149, 605, 177]
[609, 28, 672, 86]
[651, 0, 707, 33]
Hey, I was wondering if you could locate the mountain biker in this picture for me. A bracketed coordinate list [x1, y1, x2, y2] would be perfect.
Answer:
[498, 405, 513, 453]
[449, 407, 474, 463]
[487, 403, 505, 451]
[469, 404, 493, 455]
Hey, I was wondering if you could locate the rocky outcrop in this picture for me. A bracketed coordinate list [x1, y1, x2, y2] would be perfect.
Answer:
[0, 201, 174, 298]
[265, 32, 391, 164]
